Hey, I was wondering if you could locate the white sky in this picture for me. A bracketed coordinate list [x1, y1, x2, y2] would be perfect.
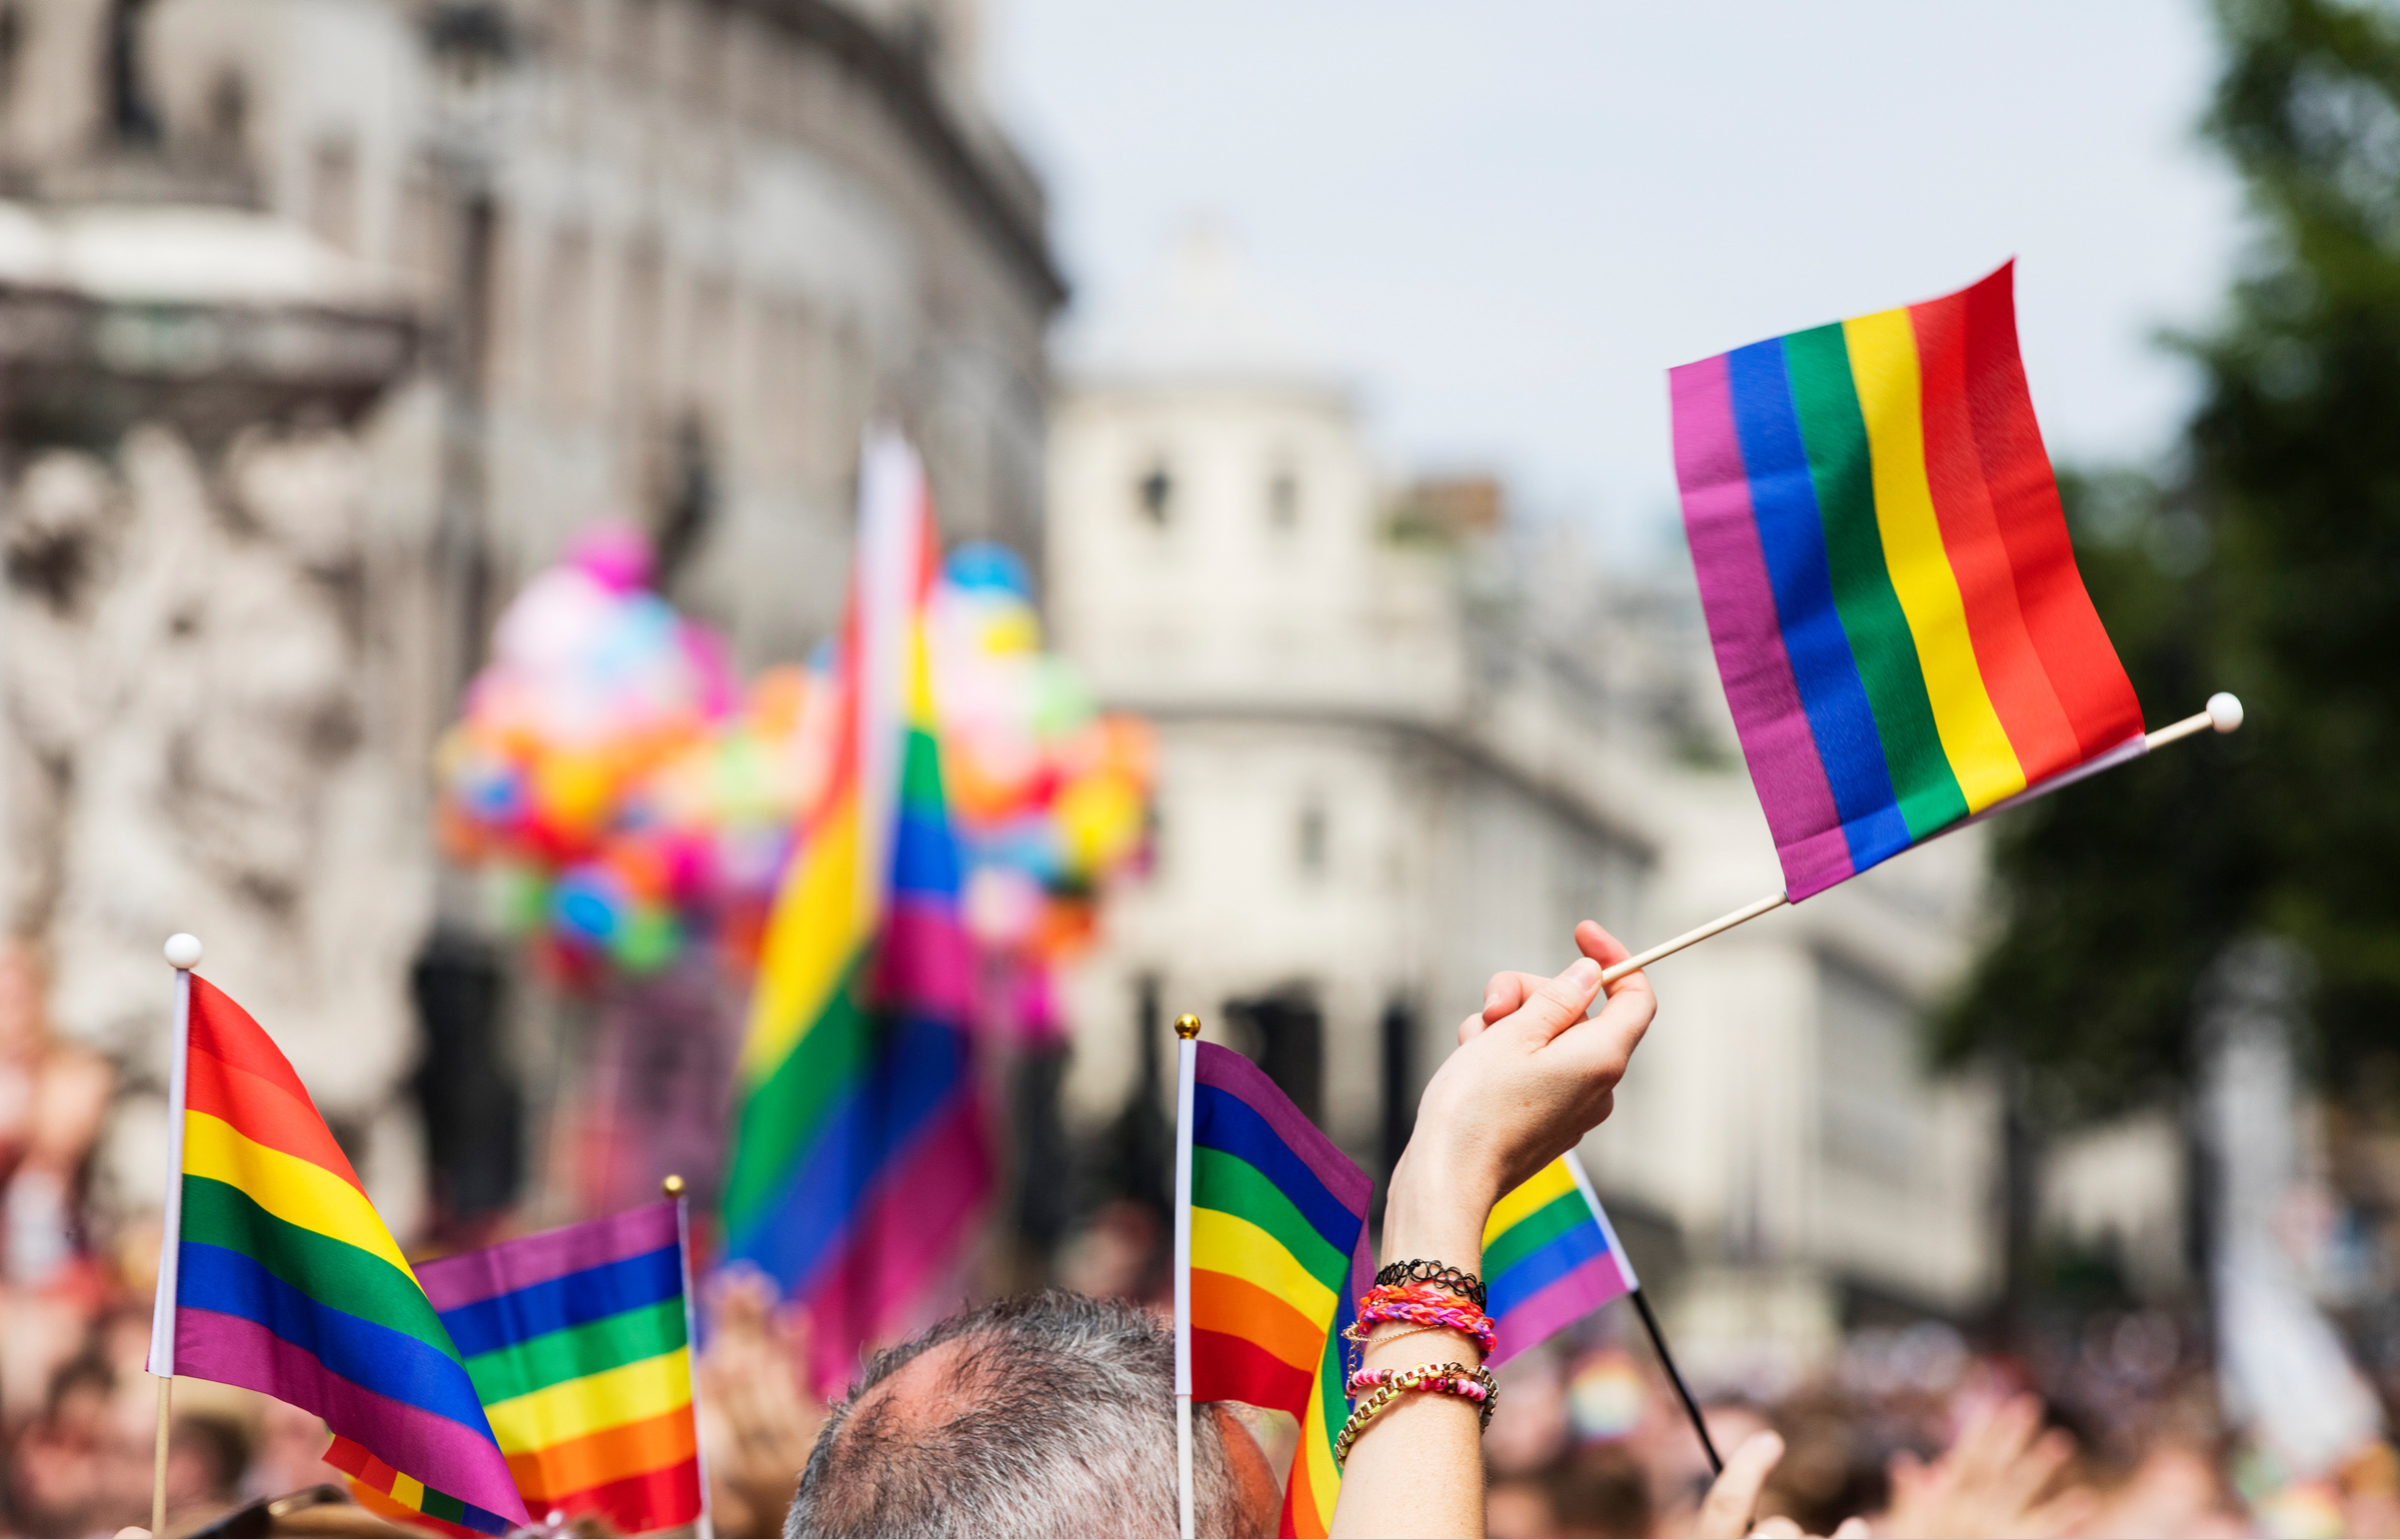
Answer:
[983, 0, 2247, 555]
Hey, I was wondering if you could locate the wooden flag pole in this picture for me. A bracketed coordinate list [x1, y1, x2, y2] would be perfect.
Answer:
[1598, 696, 2245, 988]
[152, 932, 202, 1539]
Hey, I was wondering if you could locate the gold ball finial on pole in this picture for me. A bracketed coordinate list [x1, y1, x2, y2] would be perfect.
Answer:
[1174, 1013, 1202, 1040]
[662, 1174, 687, 1199]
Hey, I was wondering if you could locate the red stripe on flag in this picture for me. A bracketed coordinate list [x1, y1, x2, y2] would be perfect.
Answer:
[1957, 262, 2144, 758]
[185, 1043, 367, 1191]
[1191, 1326, 1313, 1417]
[539, 1455, 705, 1534]
[1908, 291, 2085, 784]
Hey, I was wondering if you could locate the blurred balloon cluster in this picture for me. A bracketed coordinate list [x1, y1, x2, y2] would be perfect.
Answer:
[436, 529, 1151, 1010]
[931, 544, 1154, 1039]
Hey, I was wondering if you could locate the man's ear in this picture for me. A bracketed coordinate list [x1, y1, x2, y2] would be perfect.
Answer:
[1208, 1402, 1287, 1540]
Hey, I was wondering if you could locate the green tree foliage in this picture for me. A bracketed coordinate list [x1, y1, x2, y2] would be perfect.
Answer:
[1940, 0, 2400, 1117]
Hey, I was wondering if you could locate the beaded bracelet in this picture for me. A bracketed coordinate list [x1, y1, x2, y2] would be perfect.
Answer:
[1333, 1361, 1500, 1466]
[1347, 1282, 1498, 1357]
[1374, 1259, 1488, 1312]
[1345, 1361, 1500, 1428]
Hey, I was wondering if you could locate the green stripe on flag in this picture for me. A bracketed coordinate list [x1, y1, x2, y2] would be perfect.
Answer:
[722, 953, 876, 1233]
[1482, 1190, 1594, 1280]
[462, 1297, 689, 1405]
[1192, 1146, 1349, 1294]
[1782, 324, 1965, 838]
[178, 1175, 457, 1359]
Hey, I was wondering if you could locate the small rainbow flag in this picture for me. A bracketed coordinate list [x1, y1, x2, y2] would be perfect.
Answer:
[333, 1201, 705, 1536]
[1669, 262, 2145, 899]
[722, 430, 989, 1394]
[1482, 1152, 1636, 1369]
[152, 976, 525, 1534]
[1179, 1040, 1371, 1540]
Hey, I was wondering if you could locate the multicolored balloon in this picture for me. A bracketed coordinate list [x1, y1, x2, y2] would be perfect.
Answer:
[436, 529, 1150, 1006]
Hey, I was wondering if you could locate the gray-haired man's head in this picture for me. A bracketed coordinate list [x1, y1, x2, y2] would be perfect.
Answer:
[785, 1290, 1279, 1539]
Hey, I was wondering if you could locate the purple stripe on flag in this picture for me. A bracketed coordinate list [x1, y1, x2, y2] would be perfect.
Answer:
[1485, 1254, 1633, 1371]
[1671, 354, 1853, 898]
[801, 1094, 991, 1397]
[1194, 1042, 1370, 1220]
[876, 896, 974, 1019]
[416, 1202, 681, 1313]
[175, 1307, 528, 1522]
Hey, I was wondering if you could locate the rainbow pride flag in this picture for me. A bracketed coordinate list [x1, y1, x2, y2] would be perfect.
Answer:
[151, 976, 525, 1533]
[332, 1201, 704, 1535]
[1670, 262, 2145, 899]
[1180, 1040, 1371, 1540]
[1483, 1152, 1636, 1369]
[722, 430, 989, 1394]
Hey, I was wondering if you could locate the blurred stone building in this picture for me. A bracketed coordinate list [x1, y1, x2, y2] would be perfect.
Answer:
[1049, 233, 2003, 1375]
[0, 0, 1059, 1236]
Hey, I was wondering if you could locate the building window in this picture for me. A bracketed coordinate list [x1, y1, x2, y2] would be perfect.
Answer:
[1137, 461, 1174, 525]
[1296, 798, 1327, 877]
[308, 137, 359, 254]
[1267, 464, 1299, 531]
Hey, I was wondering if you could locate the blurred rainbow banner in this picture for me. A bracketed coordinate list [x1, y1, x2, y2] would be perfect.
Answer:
[721, 430, 990, 1394]
[1179, 1039, 1371, 1540]
[1669, 262, 2144, 899]
[1482, 1151, 1635, 1369]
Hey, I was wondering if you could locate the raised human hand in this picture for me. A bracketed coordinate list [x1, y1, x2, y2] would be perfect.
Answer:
[1407, 919, 1657, 1213]
[1878, 1394, 2092, 1539]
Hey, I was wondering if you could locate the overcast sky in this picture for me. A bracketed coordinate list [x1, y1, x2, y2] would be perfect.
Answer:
[983, 1, 2247, 555]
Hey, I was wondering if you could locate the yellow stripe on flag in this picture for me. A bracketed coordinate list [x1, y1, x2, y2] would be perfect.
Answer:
[1295, 1368, 1341, 1534]
[739, 794, 874, 1084]
[181, 1110, 415, 1279]
[1484, 1157, 1579, 1243]
[482, 1347, 694, 1455]
[1842, 309, 2027, 812]
[1189, 1209, 1336, 1329]
[391, 1473, 424, 1509]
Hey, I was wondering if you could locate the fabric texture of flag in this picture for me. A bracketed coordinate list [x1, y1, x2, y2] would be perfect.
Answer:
[1482, 1151, 1637, 1369]
[152, 975, 526, 1533]
[1669, 261, 2145, 899]
[1186, 1040, 1371, 1539]
[331, 1201, 704, 1536]
[721, 429, 990, 1395]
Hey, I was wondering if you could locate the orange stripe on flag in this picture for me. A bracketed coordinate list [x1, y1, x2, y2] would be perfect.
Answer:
[1191, 1267, 1321, 1375]
[507, 1403, 697, 1503]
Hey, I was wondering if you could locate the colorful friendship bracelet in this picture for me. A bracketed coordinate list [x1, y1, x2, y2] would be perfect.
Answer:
[1345, 1361, 1499, 1426]
[1333, 1360, 1502, 1466]
[1348, 1282, 1498, 1357]
[1373, 1259, 1488, 1312]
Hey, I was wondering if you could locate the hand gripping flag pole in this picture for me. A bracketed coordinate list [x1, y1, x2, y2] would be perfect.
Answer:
[150, 931, 203, 1538]
[1594, 695, 2245, 988]
[1171, 1012, 1200, 1540]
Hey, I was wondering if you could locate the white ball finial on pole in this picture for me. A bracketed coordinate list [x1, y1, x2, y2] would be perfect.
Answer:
[2208, 693, 2245, 734]
[163, 933, 202, 971]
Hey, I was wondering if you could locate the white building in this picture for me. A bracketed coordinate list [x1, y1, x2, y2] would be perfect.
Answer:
[1050, 233, 2004, 1368]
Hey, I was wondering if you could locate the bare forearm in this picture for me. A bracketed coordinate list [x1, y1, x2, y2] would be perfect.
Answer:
[1326, 1154, 1492, 1539]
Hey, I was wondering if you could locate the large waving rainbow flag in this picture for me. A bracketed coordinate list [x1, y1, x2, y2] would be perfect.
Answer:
[1670, 262, 2144, 899]
[1482, 1152, 1635, 1369]
[151, 975, 526, 1534]
[334, 1201, 704, 1536]
[722, 430, 989, 1394]
[1179, 1040, 1371, 1540]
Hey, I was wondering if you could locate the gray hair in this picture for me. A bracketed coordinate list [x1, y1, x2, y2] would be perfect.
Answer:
[785, 1290, 1245, 1538]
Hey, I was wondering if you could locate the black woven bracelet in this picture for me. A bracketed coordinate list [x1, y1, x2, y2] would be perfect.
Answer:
[1373, 1259, 1487, 1312]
